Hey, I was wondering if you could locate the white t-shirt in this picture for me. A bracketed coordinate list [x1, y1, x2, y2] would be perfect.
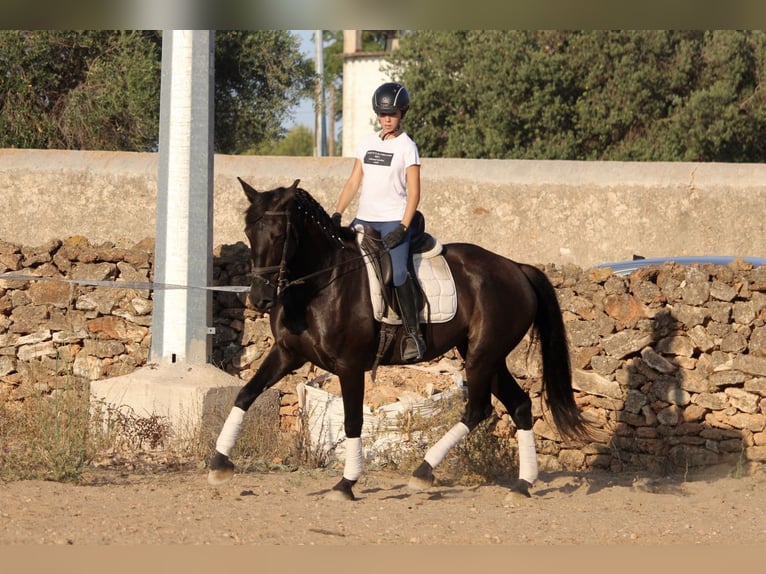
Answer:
[354, 131, 420, 222]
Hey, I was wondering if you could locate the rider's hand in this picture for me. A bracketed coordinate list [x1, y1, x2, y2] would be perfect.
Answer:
[331, 212, 342, 230]
[382, 224, 407, 249]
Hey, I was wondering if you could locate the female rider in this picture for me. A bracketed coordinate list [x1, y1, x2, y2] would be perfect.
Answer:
[332, 82, 425, 362]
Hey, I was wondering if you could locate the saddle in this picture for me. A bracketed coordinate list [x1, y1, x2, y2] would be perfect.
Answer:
[354, 211, 457, 326]
[354, 212, 457, 379]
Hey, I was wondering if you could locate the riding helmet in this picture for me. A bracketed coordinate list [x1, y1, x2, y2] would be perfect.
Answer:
[372, 82, 410, 118]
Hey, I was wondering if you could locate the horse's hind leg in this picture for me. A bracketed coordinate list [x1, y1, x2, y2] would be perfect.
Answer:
[491, 364, 538, 498]
[408, 359, 494, 491]
[409, 423, 471, 490]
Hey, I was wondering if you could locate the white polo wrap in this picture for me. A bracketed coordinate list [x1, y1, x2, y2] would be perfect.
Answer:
[424, 422, 470, 468]
[215, 406, 246, 456]
[344, 437, 364, 481]
[517, 428, 538, 484]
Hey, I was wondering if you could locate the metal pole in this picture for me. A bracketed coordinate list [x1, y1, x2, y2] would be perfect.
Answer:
[151, 30, 215, 365]
[314, 29, 326, 156]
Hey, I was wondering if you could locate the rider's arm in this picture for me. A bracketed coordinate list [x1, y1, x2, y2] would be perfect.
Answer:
[401, 163, 421, 229]
[335, 159, 363, 216]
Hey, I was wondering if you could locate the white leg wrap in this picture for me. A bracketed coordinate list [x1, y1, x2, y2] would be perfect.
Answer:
[517, 429, 538, 484]
[343, 437, 363, 481]
[215, 407, 246, 456]
[424, 422, 470, 469]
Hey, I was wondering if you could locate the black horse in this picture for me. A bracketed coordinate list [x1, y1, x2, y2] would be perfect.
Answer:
[208, 178, 591, 500]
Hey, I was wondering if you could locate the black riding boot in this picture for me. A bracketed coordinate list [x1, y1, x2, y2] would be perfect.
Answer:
[395, 275, 426, 362]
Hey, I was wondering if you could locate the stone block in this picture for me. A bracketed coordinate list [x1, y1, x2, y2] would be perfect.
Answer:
[89, 362, 244, 445]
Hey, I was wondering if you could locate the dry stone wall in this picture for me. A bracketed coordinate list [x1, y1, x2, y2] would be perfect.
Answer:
[2, 236, 766, 475]
[505, 260, 766, 475]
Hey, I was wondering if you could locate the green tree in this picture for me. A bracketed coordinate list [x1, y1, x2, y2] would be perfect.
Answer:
[0, 30, 161, 150]
[388, 30, 766, 162]
[0, 30, 315, 154]
[214, 30, 315, 154]
[245, 124, 313, 156]
[322, 30, 343, 155]
[58, 31, 162, 151]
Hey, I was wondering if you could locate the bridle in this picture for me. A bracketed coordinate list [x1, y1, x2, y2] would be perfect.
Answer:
[250, 209, 292, 296]
[249, 209, 386, 297]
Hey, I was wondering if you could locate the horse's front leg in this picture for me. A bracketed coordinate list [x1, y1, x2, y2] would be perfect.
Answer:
[327, 370, 366, 501]
[207, 346, 303, 486]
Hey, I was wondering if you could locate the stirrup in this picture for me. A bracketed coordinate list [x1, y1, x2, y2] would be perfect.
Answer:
[401, 332, 426, 362]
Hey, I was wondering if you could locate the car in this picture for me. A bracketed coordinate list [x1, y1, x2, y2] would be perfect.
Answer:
[594, 255, 766, 276]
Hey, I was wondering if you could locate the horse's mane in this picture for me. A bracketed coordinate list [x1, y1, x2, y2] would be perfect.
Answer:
[293, 186, 355, 245]
[243, 180, 356, 245]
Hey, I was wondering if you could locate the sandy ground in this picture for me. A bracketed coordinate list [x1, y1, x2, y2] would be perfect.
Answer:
[1, 464, 765, 546]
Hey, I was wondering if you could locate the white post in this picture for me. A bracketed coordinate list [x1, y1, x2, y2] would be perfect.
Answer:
[151, 30, 215, 365]
[90, 30, 244, 444]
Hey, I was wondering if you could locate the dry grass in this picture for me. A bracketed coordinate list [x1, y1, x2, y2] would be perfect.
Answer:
[2, 360, 519, 486]
[366, 389, 520, 485]
[0, 381, 92, 482]
[0, 373, 295, 482]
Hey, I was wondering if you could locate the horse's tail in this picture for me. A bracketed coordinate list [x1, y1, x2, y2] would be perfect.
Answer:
[520, 263, 592, 442]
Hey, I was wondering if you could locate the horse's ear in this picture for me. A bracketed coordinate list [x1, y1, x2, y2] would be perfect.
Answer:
[238, 177, 259, 203]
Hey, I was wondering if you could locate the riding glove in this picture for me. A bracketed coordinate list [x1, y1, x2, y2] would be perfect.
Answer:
[382, 223, 407, 249]
[331, 212, 342, 230]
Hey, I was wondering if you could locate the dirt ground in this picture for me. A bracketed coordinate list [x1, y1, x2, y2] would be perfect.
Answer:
[1, 463, 765, 546]
[2, 363, 766, 548]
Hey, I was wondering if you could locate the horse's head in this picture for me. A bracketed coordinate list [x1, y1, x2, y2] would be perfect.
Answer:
[239, 177, 300, 311]
[239, 177, 353, 311]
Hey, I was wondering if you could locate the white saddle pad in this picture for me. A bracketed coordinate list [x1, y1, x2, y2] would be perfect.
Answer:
[354, 226, 458, 324]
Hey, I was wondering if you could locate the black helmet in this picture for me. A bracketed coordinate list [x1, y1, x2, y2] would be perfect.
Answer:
[372, 82, 410, 118]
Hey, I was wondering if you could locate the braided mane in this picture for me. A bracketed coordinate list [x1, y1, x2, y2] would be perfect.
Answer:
[241, 178, 353, 245]
[293, 186, 351, 244]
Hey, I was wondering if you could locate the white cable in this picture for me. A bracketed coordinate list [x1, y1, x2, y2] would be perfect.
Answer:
[343, 437, 363, 481]
[215, 407, 246, 456]
[424, 422, 470, 468]
[517, 429, 538, 484]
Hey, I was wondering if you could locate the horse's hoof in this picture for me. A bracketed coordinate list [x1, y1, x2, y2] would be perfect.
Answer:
[504, 478, 533, 503]
[408, 475, 434, 491]
[408, 460, 435, 491]
[207, 452, 235, 486]
[326, 477, 356, 501]
[207, 468, 234, 486]
[326, 488, 355, 501]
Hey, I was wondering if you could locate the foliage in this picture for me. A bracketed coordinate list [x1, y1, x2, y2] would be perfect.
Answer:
[0, 30, 161, 151]
[388, 30, 766, 162]
[0, 377, 287, 483]
[245, 124, 314, 156]
[0, 30, 315, 154]
[322, 30, 344, 123]
[58, 31, 162, 151]
[214, 30, 315, 154]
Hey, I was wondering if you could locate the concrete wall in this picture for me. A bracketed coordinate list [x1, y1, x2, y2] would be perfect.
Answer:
[2, 149, 765, 269]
